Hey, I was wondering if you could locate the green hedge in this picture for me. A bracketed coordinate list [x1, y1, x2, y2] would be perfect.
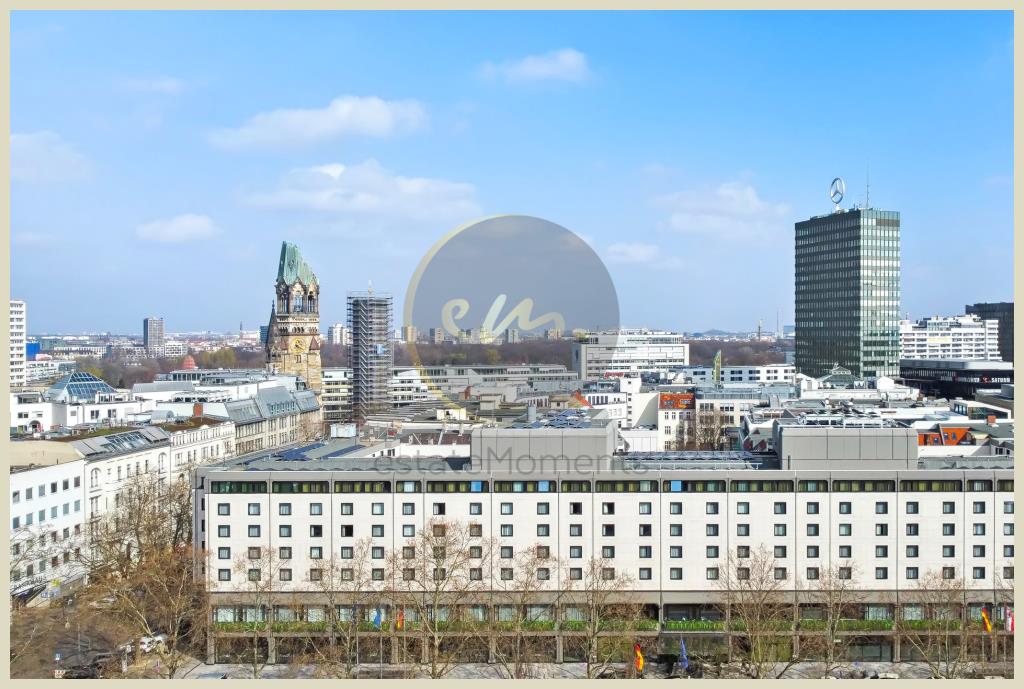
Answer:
[900, 619, 962, 631]
[664, 619, 725, 631]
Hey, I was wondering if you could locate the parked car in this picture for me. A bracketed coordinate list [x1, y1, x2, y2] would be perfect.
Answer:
[119, 634, 167, 655]
[88, 596, 116, 609]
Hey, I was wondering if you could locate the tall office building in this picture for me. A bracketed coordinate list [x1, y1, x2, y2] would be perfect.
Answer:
[966, 302, 1013, 362]
[795, 204, 900, 379]
[266, 242, 323, 392]
[347, 291, 393, 423]
[9, 300, 26, 387]
[143, 316, 165, 356]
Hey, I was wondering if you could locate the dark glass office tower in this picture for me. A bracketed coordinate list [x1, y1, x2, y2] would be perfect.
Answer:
[795, 208, 900, 379]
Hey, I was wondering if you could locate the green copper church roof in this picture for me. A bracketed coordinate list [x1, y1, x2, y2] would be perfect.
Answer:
[277, 241, 318, 287]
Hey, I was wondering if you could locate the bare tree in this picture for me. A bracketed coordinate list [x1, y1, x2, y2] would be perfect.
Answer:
[678, 410, 729, 450]
[79, 472, 201, 674]
[895, 571, 979, 678]
[385, 518, 492, 679]
[802, 563, 865, 678]
[289, 538, 379, 678]
[562, 556, 646, 679]
[715, 545, 799, 678]
[228, 547, 284, 678]
[490, 543, 560, 678]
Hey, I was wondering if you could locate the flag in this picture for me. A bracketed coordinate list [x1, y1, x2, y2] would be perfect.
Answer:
[679, 637, 689, 671]
[372, 607, 383, 629]
[396, 608, 404, 630]
[1006, 607, 1014, 633]
[981, 608, 992, 633]
[633, 643, 644, 674]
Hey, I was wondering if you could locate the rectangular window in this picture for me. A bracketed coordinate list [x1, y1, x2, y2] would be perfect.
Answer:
[279, 503, 292, 515]
[774, 546, 787, 558]
[706, 524, 719, 537]
[942, 567, 956, 579]
[537, 524, 550, 537]
[806, 502, 819, 515]
[737, 523, 749, 536]
[569, 524, 583, 537]
[973, 567, 986, 580]
[875, 524, 889, 536]
[974, 523, 986, 536]
[839, 524, 852, 536]
[217, 547, 230, 559]
[943, 502, 955, 514]
[309, 503, 323, 516]
[280, 569, 292, 581]
[537, 502, 550, 515]
[774, 502, 787, 515]
[906, 545, 919, 558]
[279, 547, 292, 559]
[248, 525, 260, 538]
[670, 545, 683, 558]
[906, 501, 918, 514]
[218, 569, 230, 581]
[806, 567, 819, 580]
[279, 525, 291, 537]
[906, 567, 919, 580]
[670, 568, 682, 580]
[500, 524, 514, 537]
[402, 503, 415, 515]
[217, 503, 230, 516]
[603, 524, 616, 537]
[807, 524, 819, 536]
[839, 502, 851, 514]
[973, 545, 986, 557]
[309, 525, 323, 537]
[943, 523, 955, 536]
[774, 524, 787, 536]
[906, 523, 919, 536]
[433, 503, 446, 516]
[774, 567, 787, 580]
[706, 567, 719, 580]
[706, 502, 719, 515]
[669, 524, 682, 536]
[806, 545, 819, 559]
[501, 546, 514, 559]
[248, 503, 260, 516]
[943, 545, 955, 558]
[469, 502, 482, 515]
[973, 502, 986, 514]
[875, 502, 888, 514]
[402, 525, 414, 537]
[736, 502, 749, 515]
[639, 568, 652, 580]
[639, 524, 652, 536]
[706, 545, 719, 558]
[670, 502, 682, 515]
[602, 546, 616, 558]
[639, 502, 652, 515]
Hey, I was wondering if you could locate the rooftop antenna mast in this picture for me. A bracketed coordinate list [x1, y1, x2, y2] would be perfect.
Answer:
[865, 164, 871, 208]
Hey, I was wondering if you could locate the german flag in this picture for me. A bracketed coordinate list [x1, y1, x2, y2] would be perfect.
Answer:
[981, 608, 992, 633]
[396, 608, 405, 630]
[634, 643, 644, 674]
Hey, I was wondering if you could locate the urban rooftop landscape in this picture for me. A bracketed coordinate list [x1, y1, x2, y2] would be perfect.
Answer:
[7, 8, 1016, 683]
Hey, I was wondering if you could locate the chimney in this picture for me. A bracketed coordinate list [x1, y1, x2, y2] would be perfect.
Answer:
[193, 402, 203, 418]
[527, 404, 537, 423]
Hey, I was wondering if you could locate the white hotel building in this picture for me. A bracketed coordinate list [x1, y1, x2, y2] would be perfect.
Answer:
[572, 329, 690, 380]
[899, 315, 1002, 361]
[194, 413, 1013, 665]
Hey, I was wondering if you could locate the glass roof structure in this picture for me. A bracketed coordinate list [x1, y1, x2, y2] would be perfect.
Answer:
[45, 372, 118, 403]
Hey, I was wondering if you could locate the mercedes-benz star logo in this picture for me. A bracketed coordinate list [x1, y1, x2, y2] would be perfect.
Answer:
[829, 177, 846, 206]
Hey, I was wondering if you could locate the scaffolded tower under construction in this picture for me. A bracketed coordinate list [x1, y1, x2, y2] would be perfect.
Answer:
[347, 291, 393, 423]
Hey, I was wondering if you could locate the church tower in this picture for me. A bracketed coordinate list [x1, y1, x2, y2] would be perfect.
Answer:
[266, 241, 322, 392]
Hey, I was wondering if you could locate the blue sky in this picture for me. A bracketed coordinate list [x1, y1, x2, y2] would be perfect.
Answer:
[11, 10, 1014, 335]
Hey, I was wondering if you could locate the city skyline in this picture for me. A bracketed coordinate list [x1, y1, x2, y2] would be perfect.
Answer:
[11, 11, 1014, 333]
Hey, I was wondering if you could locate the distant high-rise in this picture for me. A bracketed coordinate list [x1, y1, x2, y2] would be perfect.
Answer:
[143, 316, 165, 356]
[266, 242, 322, 392]
[966, 302, 1013, 362]
[348, 291, 393, 423]
[9, 300, 26, 387]
[795, 197, 900, 379]
[327, 323, 350, 347]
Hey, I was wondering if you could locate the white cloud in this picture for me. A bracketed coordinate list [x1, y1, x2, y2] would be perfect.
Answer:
[658, 180, 790, 241]
[606, 242, 660, 264]
[136, 214, 221, 243]
[247, 159, 480, 224]
[11, 131, 92, 183]
[208, 95, 426, 150]
[480, 48, 591, 83]
[119, 76, 185, 94]
[605, 242, 684, 271]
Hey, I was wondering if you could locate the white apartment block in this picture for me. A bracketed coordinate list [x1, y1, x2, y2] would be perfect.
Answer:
[9, 299, 27, 387]
[10, 458, 87, 602]
[674, 364, 795, 385]
[573, 329, 689, 380]
[327, 324, 351, 347]
[10, 418, 236, 602]
[900, 315, 1001, 360]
